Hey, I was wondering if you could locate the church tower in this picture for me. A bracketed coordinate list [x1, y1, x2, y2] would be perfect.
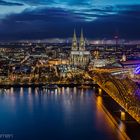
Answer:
[72, 29, 78, 51]
[79, 29, 85, 51]
[70, 29, 90, 67]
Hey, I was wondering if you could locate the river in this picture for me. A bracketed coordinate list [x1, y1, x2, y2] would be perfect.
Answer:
[0, 87, 127, 140]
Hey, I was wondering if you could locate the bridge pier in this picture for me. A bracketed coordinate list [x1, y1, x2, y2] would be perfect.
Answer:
[94, 85, 103, 96]
[120, 110, 133, 122]
[98, 88, 102, 96]
[121, 110, 126, 121]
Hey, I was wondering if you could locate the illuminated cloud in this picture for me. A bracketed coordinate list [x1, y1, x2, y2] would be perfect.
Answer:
[0, 0, 23, 6]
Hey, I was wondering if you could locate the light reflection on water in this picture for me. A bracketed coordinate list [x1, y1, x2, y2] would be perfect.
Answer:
[95, 95, 126, 140]
[20, 87, 24, 97]
[0, 87, 127, 140]
[28, 87, 32, 95]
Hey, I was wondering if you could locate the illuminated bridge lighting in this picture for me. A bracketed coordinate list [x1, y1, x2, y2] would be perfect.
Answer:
[134, 66, 140, 74]
[89, 70, 140, 124]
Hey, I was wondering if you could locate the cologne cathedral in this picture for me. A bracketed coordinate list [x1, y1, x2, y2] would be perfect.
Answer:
[70, 30, 90, 67]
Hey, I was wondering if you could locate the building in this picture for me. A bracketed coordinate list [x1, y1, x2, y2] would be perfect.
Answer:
[120, 60, 140, 68]
[48, 59, 69, 66]
[70, 30, 90, 67]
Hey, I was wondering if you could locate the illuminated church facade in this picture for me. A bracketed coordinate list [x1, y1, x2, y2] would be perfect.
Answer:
[70, 30, 90, 67]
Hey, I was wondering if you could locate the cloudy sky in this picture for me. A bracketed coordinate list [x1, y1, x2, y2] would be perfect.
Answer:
[0, 0, 140, 40]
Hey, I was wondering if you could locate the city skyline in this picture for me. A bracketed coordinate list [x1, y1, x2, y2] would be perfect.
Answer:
[0, 0, 140, 40]
[0, 1, 140, 140]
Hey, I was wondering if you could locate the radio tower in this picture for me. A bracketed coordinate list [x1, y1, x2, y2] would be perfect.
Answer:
[114, 30, 119, 52]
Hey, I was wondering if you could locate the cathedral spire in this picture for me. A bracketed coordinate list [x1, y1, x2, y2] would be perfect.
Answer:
[80, 28, 84, 40]
[72, 29, 78, 51]
[79, 28, 85, 51]
[73, 29, 77, 41]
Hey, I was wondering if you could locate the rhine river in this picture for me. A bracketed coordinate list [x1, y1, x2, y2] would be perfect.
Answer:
[0, 87, 128, 140]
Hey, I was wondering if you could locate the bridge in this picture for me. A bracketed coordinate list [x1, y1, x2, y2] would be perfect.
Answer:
[89, 70, 140, 124]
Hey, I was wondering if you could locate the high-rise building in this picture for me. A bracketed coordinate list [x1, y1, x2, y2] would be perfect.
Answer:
[70, 29, 90, 67]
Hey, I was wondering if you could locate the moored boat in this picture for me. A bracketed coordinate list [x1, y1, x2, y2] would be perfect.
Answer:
[78, 85, 91, 89]
[46, 84, 58, 90]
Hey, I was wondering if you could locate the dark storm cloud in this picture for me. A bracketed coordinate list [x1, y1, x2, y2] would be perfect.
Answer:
[1, 7, 88, 25]
[0, 4, 140, 40]
[85, 5, 140, 39]
[0, 7, 84, 40]
[0, 0, 23, 6]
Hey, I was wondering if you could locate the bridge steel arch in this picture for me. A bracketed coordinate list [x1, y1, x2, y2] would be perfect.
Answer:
[91, 72, 140, 124]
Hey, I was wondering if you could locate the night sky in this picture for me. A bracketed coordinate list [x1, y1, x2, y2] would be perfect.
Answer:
[0, 0, 140, 40]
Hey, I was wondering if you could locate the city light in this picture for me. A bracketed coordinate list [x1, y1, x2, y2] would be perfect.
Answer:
[0, 1, 140, 140]
[134, 66, 140, 74]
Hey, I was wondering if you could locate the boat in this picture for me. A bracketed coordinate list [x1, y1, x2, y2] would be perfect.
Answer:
[46, 84, 58, 90]
[78, 85, 91, 89]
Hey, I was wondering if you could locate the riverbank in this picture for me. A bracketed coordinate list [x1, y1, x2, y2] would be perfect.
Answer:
[0, 83, 96, 88]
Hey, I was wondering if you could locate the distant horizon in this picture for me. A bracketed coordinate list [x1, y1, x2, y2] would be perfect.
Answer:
[0, 31, 140, 41]
[1, 37, 140, 45]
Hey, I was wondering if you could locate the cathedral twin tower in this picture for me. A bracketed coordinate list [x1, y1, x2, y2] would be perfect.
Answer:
[72, 29, 86, 51]
[70, 29, 90, 67]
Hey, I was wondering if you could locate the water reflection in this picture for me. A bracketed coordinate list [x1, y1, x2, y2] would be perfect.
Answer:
[28, 87, 32, 94]
[54, 89, 58, 95]
[95, 95, 105, 129]
[10, 87, 14, 94]
[35, 87, 38, 95]
[28, 87, 33, 113]
[62, 87, 65, 94]
[95, 95, 126, 140]
[58, 87, 61, 94]
[0, 87, 128, 140]
[119, 121, 126, 134]
[6, 89, 10, 95]
[20, 87, 24, 97]
[73, 87, 77, 94]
